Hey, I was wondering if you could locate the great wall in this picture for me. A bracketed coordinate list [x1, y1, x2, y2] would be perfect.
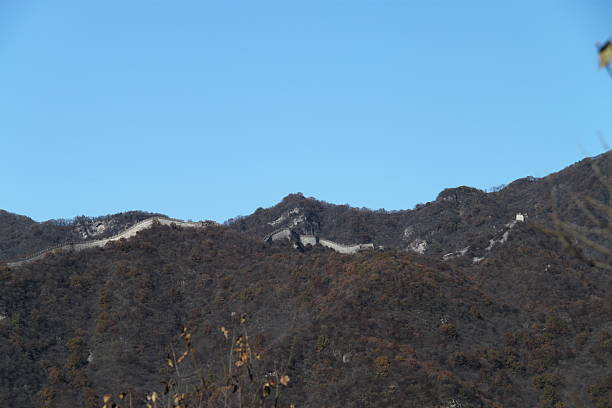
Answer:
[4, 217, 216, 267]
[4, 217, 374, 268]
[264, 228, 374, 254]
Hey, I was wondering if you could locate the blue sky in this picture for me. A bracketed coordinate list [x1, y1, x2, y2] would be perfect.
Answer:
[1, 1, 611, 222]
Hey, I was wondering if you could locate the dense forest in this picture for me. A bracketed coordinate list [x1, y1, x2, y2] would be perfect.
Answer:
[0, 152, 610, 407]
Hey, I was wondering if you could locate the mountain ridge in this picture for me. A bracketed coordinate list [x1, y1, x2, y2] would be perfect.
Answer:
[226, 150, 611, 260]
[2, 151, 610, 264]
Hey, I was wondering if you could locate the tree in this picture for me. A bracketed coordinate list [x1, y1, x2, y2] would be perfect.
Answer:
[546, 149, 611, 271]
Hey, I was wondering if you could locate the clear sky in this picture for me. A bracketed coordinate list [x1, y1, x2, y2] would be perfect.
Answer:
[1, 1, 611, 222]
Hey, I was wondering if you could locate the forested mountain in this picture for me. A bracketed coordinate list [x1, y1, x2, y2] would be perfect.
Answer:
[0, 152, 610, 408]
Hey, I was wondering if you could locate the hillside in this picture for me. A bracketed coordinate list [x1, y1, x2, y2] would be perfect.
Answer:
[0, 151, 610, 408]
